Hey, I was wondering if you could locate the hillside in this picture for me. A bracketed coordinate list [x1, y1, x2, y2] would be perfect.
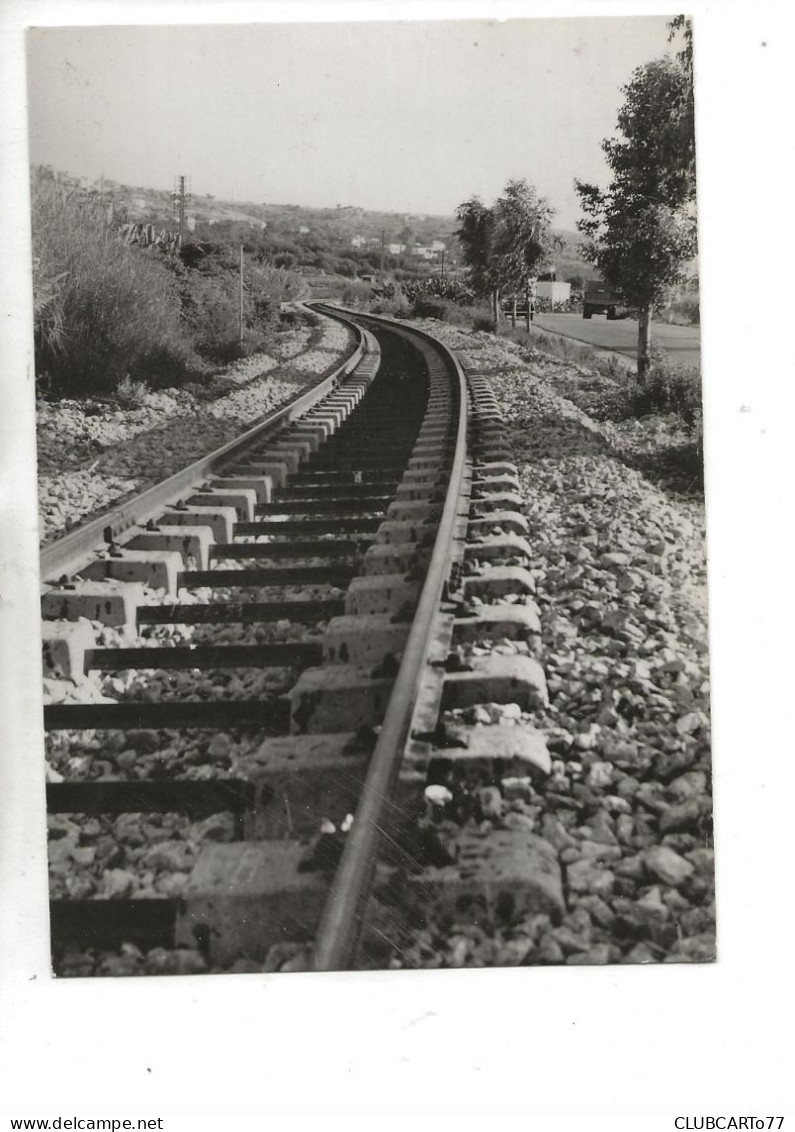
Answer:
[50, 169, 595, 284]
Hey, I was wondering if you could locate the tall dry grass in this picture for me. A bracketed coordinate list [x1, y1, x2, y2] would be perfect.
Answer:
[31, 170, 196, 396]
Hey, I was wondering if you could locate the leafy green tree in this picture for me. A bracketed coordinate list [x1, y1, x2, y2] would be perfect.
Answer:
[668, 14, 695, 180]
[455, 195, 495, 298]
[492, 180, 557, 302]
[456, 179, 557, 326]
[398, 223, 416, 248]
[575, 24, 696, 377]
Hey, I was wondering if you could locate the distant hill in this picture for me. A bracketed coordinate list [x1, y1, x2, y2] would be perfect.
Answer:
[550, 229, 600, 285]
[42, 168, 597, 282]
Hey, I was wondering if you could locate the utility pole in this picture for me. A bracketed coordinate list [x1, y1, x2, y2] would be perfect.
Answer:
[173, 175, 190, 246]
[440, 248, 445, 283]
[178, 176, 186, 245]
[380, 229, 385, 280]
[239, 244, 244, 345]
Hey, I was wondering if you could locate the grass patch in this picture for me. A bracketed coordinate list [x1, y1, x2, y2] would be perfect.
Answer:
[32, 173, 197, 397]
[114, 375, 150, 408]
[31, 168, 304, 403]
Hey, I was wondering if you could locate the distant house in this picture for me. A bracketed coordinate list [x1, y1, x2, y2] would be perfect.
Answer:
[351, 235, 365, 248]
[430, 240, 446, 253]
[388, 243, 405, 255]
[536, 281, 571, 302]
[299, 225, 310, 235]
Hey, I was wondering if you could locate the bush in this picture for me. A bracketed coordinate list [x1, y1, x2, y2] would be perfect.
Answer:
[130, 340, 210, 389]
[114, 375, 149, 408]
[410, 295, 450, 320]
[341, 280, 374, 306]
[30, 170, 306, 399]
[471, 312, 496, 333]
[658, 294, 700, 326]
[371, 288, 411, 317]
[180, 273, 242, 362]
[31, 173, 194, 396]
[631, 350, 702, 428]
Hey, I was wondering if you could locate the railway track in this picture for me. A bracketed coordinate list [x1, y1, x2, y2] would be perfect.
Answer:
[42, 304, 557, 975]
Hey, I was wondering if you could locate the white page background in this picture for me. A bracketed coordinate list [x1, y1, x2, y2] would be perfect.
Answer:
[1, 0, 792, 1122]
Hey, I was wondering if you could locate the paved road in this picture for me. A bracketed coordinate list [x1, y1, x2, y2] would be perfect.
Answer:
[532, 312, 700, 368]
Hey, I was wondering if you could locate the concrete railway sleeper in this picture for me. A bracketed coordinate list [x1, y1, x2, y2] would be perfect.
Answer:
[41, 305, 554, 976]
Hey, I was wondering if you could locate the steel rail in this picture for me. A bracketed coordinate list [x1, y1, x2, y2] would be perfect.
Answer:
[310, 307, 469, 971]
[40, 322, 368, 583]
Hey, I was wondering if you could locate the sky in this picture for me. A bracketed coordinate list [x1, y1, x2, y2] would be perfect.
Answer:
[26, 16, 679, 228]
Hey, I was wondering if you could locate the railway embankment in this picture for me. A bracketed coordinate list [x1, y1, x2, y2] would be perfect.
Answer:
[379, 321, 712, 967]
[36, 312, 353, 543]
[40, 310, 713, 973]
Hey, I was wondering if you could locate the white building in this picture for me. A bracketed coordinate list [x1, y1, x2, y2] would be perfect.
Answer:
[535, 281, 571, 302]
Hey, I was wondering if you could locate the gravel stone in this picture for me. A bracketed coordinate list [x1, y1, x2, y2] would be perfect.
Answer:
[664, 932, 716, 963]
[643, 845, 695, 886]
[566, 943, 611, 965]
[37, 312, 352, 542]
[567, 860, 615, 897]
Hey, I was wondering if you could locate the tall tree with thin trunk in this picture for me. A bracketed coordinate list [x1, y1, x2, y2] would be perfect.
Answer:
[455, 195, 495, 310]
[575, 20, 697, 378]
[456, 179, 558, 328]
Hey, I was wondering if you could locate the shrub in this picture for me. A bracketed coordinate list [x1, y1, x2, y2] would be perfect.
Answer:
[31, 171, 192, 396]
[411, 295, 449, 320]
[631, 350, 702, 428]
[341, 280, 374, 306]
[30, 170, 306, 398]
[444, 302, 488, 328]
[402, 277, 476, 307]
[181, 274, 242, 362]
[658, 293, 700, 326]
[131, 340, 209, 389]
[114, 375, 149, 408]
[371, 288, 411, 318]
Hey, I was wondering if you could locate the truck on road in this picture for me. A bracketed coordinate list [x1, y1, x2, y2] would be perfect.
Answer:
[583, 279, 621, 320]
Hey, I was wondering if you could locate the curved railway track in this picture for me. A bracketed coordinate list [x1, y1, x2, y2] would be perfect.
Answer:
[42, 304, 555, 975]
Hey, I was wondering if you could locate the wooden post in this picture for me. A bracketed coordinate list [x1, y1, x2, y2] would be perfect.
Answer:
[239, 245, 244, 345]
[525, 288, 531, 332]
[511, 298, 517, 328]
[492, 288, 501, 329]
[178, 175, 186, 246]
[637, 305, 652, 380]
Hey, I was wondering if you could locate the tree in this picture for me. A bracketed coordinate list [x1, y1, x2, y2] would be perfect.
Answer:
[455, 195, 494, 298]
[575, 25, 696, 377]
[456, 179, 558, 326]
[668, 14, 695, 180]
[398, 223, 416, 248]
[492, 180, 558, 312]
